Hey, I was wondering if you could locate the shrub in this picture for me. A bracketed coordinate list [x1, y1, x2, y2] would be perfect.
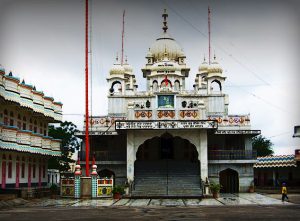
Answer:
[209, 182, 222, 193]
[112, 185, 125, 194]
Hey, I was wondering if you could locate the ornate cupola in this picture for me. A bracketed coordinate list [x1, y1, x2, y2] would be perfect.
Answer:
[194, 56, 209, 92]
[206, 55, 226, 94]
[107, 55, 126, 95]
[123, 57, 137, 93]
[142, 9, 190, 93]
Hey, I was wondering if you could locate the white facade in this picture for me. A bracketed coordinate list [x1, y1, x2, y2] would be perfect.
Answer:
[78, 9, 260, 194]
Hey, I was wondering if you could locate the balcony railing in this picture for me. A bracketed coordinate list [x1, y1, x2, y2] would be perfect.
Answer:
[1, 125, 61, 155]
[208, 150, 257, 160]
[80, 151, 126, 161]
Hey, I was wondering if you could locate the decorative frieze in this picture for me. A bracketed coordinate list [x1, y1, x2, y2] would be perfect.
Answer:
[115, 120, 217, 130]
[179, 110, 199, 119]
[0, 125, 61, 156]
[157, 110, 175, 119]
[208, 115, 250, 126]
[134, 110, 152, 119]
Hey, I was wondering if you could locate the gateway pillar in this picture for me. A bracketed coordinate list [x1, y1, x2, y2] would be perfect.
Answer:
[127, 131, 135, 182]
[199, 130, 208, 181]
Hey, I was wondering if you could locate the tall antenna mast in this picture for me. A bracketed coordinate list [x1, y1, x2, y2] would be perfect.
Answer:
[85, 0, 90, 177]
[208, 6, 211, 65]
[121, 10, 125, 65]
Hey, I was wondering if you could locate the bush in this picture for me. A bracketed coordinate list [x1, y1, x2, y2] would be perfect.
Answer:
[50, 184, 58, 193]
[112, 185, 125, 194]
[210, 182, 222, 193]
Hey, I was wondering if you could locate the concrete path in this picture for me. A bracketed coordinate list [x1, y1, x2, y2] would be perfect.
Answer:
[0, 193, 294, 209]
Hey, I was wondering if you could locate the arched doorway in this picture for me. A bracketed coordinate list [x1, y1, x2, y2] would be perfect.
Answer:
[98, 169, 115, 179]
[134, 133, 201, 196]
[219, 168, 239, 193]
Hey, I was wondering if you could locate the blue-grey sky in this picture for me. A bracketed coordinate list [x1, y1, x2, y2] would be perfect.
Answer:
[0, 0, 299, 154]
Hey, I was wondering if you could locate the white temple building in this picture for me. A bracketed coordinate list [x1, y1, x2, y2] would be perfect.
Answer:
[77, 9, 260, 196]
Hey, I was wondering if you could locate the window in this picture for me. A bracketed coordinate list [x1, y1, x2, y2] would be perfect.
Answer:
[8, 155, 12, 178]
[43, 165, 46, 178]
[157, 95, 174, 108]
[9, 111, 14, 126]
[22, 116, 27, 130]
[21, 162, 25, 178]
[33, 164, 36, 178]
[34, 120, 37, 133]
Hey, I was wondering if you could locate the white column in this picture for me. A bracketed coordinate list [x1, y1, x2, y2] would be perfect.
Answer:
[199, 130, 208, 181]
[127, 131, 135, 182]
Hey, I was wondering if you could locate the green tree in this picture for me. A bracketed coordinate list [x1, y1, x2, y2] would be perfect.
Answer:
[48, 121, 80, 171]
[252, 135, 274, 157]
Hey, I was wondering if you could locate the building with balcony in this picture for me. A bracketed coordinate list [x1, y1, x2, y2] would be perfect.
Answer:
[0, 67, 62, 191]
[254, 151, 300, 187]
[77, 10, 260, 196]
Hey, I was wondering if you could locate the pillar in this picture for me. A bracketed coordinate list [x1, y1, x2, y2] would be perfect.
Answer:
[127, 131, 135, 182]
[199, 130, 208, 181]
[74, 164, 82, 199]
[91, 164, 98, 198]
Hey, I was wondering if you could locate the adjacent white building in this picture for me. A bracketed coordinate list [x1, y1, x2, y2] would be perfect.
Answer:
[0, 67, 62, 191]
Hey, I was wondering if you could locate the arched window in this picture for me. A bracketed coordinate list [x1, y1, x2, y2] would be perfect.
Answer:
[33, 120, 37, 133]
[110, 81, 122, 94]
[174, 80, 180, 91]
[29, 118, 33, 131]
[152, 80, 158, 92]
[9, 111, 14, 126]
[22, 116, 27, 130]
[17, 114, 22, 129]
[3, 109, 8, 125]
[211, 80, 222, 93]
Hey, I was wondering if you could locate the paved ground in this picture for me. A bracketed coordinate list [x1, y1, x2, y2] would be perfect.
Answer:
[0, 193, 299, 220]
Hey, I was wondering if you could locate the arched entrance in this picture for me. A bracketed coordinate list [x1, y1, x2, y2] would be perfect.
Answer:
[134, 133, 201, 196]
[219, 168, 239, 193]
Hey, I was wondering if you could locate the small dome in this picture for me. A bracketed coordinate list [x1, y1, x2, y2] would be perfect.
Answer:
[149, 33, 184, 61]
[123, 57, 133, 74]
[146, 48, 154, 58]
[198, 59, 208, 73]
[109, 57, 125, 75]
[208, 56, 223, 74]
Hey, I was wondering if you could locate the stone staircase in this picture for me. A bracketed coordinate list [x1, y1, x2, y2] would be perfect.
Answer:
[132, 160, 202, 197]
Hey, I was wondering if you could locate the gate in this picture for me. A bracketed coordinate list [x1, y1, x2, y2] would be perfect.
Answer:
[97, 177, 113, 197]
[61, 178, 75, 197]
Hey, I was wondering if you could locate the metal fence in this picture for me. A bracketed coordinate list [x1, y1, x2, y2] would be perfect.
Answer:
[208, 150, 257, 160]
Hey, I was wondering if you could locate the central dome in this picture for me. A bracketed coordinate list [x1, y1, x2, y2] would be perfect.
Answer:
[149, 33, 184, 62]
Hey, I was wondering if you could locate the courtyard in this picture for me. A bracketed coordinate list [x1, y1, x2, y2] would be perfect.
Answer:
[1, 193, 300, 220]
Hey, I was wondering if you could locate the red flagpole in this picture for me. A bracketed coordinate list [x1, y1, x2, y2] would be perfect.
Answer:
[85, 0, 90, 177]
[208, 6, 211, 65]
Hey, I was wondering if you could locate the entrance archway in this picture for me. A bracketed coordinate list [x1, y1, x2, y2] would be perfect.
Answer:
[219, 168, 239, 193]
[133, 133, 201, 196]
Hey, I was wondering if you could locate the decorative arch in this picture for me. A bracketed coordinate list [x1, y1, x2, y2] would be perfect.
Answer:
[110, 80, 122, 93]
[174, 80, 180, 91]
[152, 80, 158, 92]
[136, 132, 199, 162]
[97, 168, 115, 178]
[211, 79, 222, 92]
[219, 168, 239, 193]
[160, 79, 172, 87]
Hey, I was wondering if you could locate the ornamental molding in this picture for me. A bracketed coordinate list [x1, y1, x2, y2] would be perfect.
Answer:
[115, 120, 217, 130]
